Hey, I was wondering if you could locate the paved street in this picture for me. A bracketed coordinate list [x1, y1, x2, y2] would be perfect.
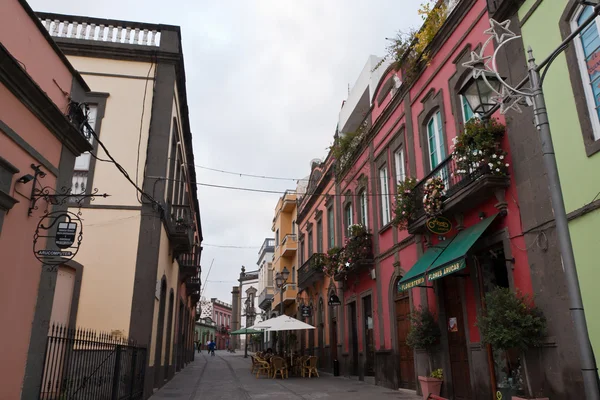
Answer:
[150, 351, 421, 400]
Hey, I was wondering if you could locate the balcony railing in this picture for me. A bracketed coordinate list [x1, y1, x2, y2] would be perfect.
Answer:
[281, 234, 297, 257]
[178, 250, 200, 281]
[38, 14, 161, 47]
[258, 288, 273, 310]
[186, 275, 200, 293]
[165, 204, 194, 254]
[298, 253, 326, 289]
[333, 233, 374, 281]
[407, 155, 510, 233]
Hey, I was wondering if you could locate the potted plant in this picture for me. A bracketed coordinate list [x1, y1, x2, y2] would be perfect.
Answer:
[393, 176, 418, 229]
[406, 306, 443, 399]
[422, 176, 445, 217]
[477, 287, 547, 400]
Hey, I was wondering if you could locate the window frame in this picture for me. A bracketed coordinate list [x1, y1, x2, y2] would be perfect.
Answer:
[327, 206, 335, 249]
[426, 111, 446, 170]
[571, 5, 600, 141]
[394, 147, 406, 184]
[359, 189, 368, 228]
[379, 166, 391, 226]
[316, 217, 323, 253]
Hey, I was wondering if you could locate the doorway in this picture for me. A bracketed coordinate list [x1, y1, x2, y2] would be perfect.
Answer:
[164, 290, 174, 380]
[154, 279, 167, 388]
[318, 299, 325, 364]
[348, 302, 359, 375]
[442, 276, 471, 400]
[363, 295, 375, 376]
[330, 301, 338, 365]
[395, 285, 415, 389]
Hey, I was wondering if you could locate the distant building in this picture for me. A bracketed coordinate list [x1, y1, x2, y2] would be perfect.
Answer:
[210, 298, 232, 350]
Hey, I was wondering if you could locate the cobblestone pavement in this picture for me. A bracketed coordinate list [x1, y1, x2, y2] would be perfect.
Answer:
[149, 350, 421, 400]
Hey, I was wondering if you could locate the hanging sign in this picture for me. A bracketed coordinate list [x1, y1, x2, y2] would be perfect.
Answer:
[448, 317, 458, 332]
[34, 211, 83, 265]
[426, 216, 452, 235]
[301, 305, 312, 318]
[328, 293, 341, 306]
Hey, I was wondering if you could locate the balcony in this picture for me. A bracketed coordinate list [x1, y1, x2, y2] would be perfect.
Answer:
[190, 291, 200, 305]
[178, 251, 200, 281]
[407, 155, 510, 234]
[271, 283, 298, 310]
[281, 234, 297, 257]
[165, 204, 194, 254]
[258, 287, 274, 311]
[186, 276, 200, 293]
[281, 190, 297, 213]
[298, 253, 325, 290]
[486, 0, 519, 19]
[333, 233, 374, 281]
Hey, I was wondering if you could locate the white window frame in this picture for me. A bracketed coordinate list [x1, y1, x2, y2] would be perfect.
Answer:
[572, 6, 600, 140]
[379, 166, 391, 226]
[360, 190, 368, 228]
[394, 148, 406, 183]
[345, 203, 353, 230]
[427, 111, 446, 169]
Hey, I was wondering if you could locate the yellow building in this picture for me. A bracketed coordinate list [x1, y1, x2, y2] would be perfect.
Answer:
[41, 14, 202, 398]
[271, 190, 299, 316]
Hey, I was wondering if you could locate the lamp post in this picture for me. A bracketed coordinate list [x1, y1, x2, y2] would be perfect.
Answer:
[461, 16, 600, 399]
[243, 297, 256, 359]
[274, 266, 290, 353]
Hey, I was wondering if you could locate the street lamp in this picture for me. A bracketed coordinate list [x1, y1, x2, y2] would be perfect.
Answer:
[462, 16, 600, 399]
[459, 72, 502, 115]
[243, 297, 256, 359]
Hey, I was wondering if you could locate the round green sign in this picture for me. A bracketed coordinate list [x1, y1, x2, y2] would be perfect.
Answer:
[426, 216, 452, 235]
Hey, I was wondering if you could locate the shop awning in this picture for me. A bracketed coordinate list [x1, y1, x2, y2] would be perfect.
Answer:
[398, 214, 498, 291]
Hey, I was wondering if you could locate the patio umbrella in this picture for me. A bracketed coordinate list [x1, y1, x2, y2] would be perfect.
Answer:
[250, 319, 272, 329]
[229, 327, 262, 335]
[265, 316, 315, 367]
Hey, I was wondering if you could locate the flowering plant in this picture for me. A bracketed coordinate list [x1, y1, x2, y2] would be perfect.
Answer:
[452, 118, 509, 177]
[422, 176, 445, 217]
[334, 229, 373, 276]
[392, 177, 418, 229]
[348, 223, 367, 237]
[323, 247, 343, 276]
[309, 253, 327, 272]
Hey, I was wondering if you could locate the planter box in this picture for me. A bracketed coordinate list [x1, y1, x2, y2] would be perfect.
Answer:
[418, 376, 442, 400]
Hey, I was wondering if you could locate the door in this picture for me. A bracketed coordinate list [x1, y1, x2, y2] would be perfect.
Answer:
[363, 296, 375, 376]
[395, 289, 416, 389]
[442, 276, 471, 400]
[330, 317, 338, 361]
[349, 302, 359, 375]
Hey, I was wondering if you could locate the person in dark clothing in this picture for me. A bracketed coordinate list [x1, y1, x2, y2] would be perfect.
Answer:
[208, 340, 216, 356]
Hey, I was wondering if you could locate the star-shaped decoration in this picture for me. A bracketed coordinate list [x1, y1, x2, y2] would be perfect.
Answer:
[500, 94, 524, 114]
[462, 51, 492, 79]
[345, 262, 350, 268]
[485, 19, 517, 44]
[490, 85, 512, 105]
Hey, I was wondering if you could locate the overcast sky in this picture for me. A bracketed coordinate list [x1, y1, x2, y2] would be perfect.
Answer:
[30, 0, 422, 303]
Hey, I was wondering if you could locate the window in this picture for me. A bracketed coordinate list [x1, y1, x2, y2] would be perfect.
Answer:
[292, 266, 296, 283]
[299, 240, 304, 265]
[71, 104, 98, 196]
[380, 166, 391, 226]
[308, 230, 313, 257]
[394, 148, 406, 183]
[292, 220, 296, 235]
[426, 111, 446, 169]
[275, 229, 279, 246]
[327, 207, 335, 249]
[344, 203, 353, 232]
[359, 190, 368, 228]
[268, 263, 273, 286]
[460, 95, 475, 123]
[573, 5, 600, 140]
[316, 219, 323, 253]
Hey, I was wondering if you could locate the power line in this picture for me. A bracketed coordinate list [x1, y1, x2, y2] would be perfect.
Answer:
[196, 181, 400, 197]
[203, 244, 260, 249]
[195, 164, 310, 182]
[199, 258, 215, 299]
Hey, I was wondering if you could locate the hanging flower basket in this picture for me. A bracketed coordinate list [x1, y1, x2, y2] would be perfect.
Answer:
[422, 176, 445, 217]
[393, 177, 418, 229]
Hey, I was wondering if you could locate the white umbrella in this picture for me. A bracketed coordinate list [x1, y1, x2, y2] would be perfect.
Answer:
[250, 319, 272, 329]
[265, 315, 315, 332]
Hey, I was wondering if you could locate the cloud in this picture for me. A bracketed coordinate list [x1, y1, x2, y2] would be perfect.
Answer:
[28, 0, 421, 303]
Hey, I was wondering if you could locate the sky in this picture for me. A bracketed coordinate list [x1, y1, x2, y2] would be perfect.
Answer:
[30, 0, 422, 303]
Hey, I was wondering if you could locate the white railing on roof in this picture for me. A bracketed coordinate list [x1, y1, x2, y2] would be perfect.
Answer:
[39, 18, 161, 47]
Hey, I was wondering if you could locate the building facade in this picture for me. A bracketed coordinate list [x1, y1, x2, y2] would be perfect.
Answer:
[195, 317, 217, 347]
[509, 0, 600, 382]
[271, 190, 299, 318]
[296, 0, 586, 398]
[257, 238, 275, 349]
[211, 298, 232, 350]
[0, 1, 92, 398]
[36, 12, 203, 398]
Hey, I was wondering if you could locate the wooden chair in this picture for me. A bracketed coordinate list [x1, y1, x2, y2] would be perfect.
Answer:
[271, 356, 288, 379]
[250, 356, 259, 374]
[303, 356, 319, 378]
[254, 357, 271, 378]
[296, 356, 309, 377]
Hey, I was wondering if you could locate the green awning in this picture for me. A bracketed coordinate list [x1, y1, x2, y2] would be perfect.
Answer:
[398, 243, 448, 291]
[398, 214, 498, 291]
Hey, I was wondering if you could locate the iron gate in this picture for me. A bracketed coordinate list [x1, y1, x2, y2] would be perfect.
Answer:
[39, 325, 147, 400]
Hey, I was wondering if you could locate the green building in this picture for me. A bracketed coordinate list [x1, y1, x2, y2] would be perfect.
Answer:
[195, 317, 217, 348]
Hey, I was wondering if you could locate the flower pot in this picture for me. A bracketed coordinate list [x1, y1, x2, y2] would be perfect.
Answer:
[418, 376, 442, 400]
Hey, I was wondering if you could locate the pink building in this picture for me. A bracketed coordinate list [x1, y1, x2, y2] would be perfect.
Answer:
[211, 298, 232, 350]
[0, 0, 92, 398]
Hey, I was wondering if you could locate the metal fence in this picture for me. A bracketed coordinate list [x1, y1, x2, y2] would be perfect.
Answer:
[39, 325, 147, 400]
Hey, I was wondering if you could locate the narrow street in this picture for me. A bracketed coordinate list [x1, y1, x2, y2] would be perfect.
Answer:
[149, 351, 420, 400]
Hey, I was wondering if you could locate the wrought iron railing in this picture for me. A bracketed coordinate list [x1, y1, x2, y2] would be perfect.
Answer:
[298, 253, 325, 289]
[39, 325, 146, 400]
[408, 154, 491, 223]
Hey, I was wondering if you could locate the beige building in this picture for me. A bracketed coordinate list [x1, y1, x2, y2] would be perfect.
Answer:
[39, 13, 203, 397]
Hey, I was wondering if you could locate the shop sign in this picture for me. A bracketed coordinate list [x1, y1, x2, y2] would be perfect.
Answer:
[426, 216, 452, 235]
[300, 305, 311, 318]
[426, 260, 465, 282]
[328, 294, 341, 306]
[448, 317, 458, 332]
[399, 277, 425, 292]
[33, 211, 83, 266]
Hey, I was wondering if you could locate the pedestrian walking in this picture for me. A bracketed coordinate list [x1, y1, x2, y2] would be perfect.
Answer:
[209, 340, 216, 356]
